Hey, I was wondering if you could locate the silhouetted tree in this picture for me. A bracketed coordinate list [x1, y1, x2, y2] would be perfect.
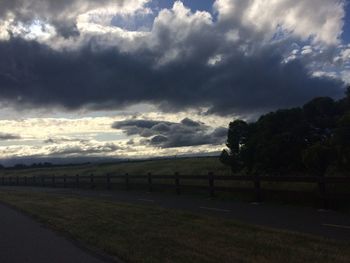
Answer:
[334, 113, 350, 170]
[224, 120, 249, 172]
[227, 120, 249, 154]
[219, 149, 231, 166]
[302, 143, 334, 176]
[220, 89, 350, 176]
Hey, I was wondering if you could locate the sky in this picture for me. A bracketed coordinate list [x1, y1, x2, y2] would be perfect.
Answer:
[0, 0, 349, 164]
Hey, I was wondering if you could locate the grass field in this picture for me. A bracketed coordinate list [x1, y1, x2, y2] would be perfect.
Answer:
[0, 157, 231, 177]
[0, 190, 349, 263]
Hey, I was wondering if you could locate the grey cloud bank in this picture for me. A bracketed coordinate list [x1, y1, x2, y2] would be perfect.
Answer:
[0, 0, 347, 116]
[0, 37, 344, 116]
[113, 118, 227, 148]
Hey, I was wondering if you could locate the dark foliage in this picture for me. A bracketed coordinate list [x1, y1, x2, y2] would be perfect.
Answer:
[221, 87, 350, 176]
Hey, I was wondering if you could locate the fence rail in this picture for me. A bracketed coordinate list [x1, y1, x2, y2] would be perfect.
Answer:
[1, 173, 350, 209]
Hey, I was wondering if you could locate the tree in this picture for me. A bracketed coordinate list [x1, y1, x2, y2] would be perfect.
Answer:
[302, 143, 334, 176]
[303, 97, 337, 134]
[226, 120, 248, 154]
[334, 113, 350, 170]
[251, 108, 308, 174]
[223, 120, 249, 172]
[336, 86, 350, 114]
[219, 149, 241, 172]
[220, 90, 350, 176]
[219, 149, 231, 166]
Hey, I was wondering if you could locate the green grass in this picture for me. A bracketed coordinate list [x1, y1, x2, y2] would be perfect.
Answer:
[0, 190, 349, 263]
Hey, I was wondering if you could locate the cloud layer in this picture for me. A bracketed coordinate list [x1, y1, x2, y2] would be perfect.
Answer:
[0, 0, 347, 116]
[112, 118, 227, 148]
[0, 0, 150, 37]
[214, 0, 345, 45]
[0, 36, 344, 115]
[0, 112, 228, 160]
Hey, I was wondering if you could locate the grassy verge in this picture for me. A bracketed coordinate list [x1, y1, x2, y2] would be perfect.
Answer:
[0, 190, 349, 263]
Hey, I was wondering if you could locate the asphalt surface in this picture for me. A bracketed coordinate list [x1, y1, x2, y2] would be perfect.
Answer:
[0, 202, 109, 263]
[2, 186, 350, 242]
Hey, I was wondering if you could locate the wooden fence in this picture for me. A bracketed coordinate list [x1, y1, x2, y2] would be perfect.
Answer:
[1, 173, 350, 209]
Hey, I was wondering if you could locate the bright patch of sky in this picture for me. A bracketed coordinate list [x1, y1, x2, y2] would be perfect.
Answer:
[151, 0, 214, 12]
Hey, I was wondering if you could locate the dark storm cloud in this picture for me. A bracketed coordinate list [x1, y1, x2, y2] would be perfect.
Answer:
[48, 142, 120, 156]
[0, 37, 344, 115]
[112, 120, 173, 132]
[0, 133, 21, 140]
[112, 118, 227, 148]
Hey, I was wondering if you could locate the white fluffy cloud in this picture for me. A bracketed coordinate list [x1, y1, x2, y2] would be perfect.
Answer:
[0, 0, 152, 41]
[0, 0, 346, 57]
[1, 0, 345, 48]
[214, 0, 345, 45]
[76, 0, 152, 33]
[149, 1, 213, 65]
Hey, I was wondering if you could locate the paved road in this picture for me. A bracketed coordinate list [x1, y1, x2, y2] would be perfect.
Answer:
[2, 186, 350, 242]
[0, 202, 109, 263]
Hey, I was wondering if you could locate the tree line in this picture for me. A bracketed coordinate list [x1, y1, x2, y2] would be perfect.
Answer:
[220, 87, 350, 177]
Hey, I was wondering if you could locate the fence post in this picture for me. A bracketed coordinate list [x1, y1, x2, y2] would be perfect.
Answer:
[318, 176, 328, 210]
[90, 174, 95, 189]
[209, 172, 214, 198]
[63, 175, 67, 188]
[107, 173, 111, 190]
[125, 173, 130, 191]
[16, 176, 19, 186]
[41, 176, 45, 187]
[76, 174, 80, 188]
[148, 172, 153, 192]
[33, 176, 36, 186]
[254, 175, 262, 203]
[175, 172, 180, 195]
[52, 175, 56, 188]
[2, 176, 4, 186]
[24, 176, 27, 186]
